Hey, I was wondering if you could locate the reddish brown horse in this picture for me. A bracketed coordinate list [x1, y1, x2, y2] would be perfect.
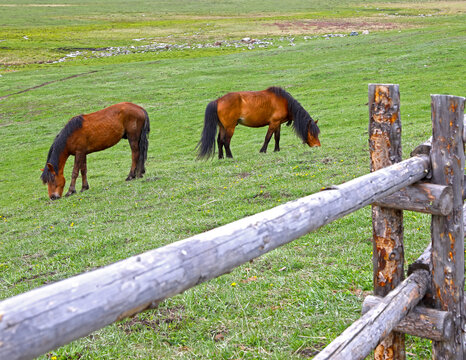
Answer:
[41, 102, 150, 200]
[197, 86, 320, 159]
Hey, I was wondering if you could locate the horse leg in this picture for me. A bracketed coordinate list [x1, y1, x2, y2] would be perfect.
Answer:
[217, 126, 225, 159]
[224, 127, 235, 158]
[260, 126, 275, 153]
[126, 136, 139, 181]
[274, 126, 281, 152]
[80, 154, 89, 192]
[66, 153, 83, 196]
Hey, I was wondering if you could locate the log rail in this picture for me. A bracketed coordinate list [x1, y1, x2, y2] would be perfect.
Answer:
[0, 155, 429, 360]
[0, 87, 464, 360]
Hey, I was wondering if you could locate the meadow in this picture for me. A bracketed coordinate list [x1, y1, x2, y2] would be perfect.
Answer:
[0, 1, 465, 358]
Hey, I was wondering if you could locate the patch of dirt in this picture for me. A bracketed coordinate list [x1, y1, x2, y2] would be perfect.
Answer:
[144, 176, 160, 182]
[252, 191, 271, 199]
[271, 19, 401, 34]
[212, 324, 229, 342]
[0, 71, 97, 101]
[0, 4, 74, 7]
[371, 1, 466, 15]
[21, 253, 44, 260]
[119, 305, 187, 334]
[14, 271, 57, 285]
[321, 157, 335, 164]
[296, 345, 325, 358]
[237, 171, 251, 179]
[120, 317, 160, 334]
[56, 47, 110, 52]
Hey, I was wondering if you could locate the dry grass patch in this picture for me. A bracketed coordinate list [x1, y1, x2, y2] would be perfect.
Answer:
[0, 4, 75, 7]
[368, 1, 466, 15]
[267, 18, 406, 35]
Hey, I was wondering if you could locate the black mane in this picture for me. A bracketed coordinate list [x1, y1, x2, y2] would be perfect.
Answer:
[41, 115, 84, 184]
[266, 86, 320, 142]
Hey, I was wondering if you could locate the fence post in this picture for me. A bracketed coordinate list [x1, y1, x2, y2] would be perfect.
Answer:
[368, 84, 405, 359]
[430, 95, 465, 359]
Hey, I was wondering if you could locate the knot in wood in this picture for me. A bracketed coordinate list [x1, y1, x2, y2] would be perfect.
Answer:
[444, 268, 453, 280]
[389, 248, 401, 261]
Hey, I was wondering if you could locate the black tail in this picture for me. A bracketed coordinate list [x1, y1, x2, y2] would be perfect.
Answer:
[136, 109, 150, 177]
[197, 100, 219, 159]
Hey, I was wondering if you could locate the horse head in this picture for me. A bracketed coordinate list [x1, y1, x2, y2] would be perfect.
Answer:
[42, 163, 66, 200]
[306, 119, 321, 147]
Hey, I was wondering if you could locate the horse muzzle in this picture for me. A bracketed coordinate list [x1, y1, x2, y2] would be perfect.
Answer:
[50, 194, 61, 200]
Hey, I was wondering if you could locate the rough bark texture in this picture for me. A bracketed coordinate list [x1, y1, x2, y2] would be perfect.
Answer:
[0, 155, 430, 360]
[411, 116, 466, 157]
[362, 295, 453, 342]
[410, 137, 433, 157]
[430, 95, 465, 359]
[407, 244, 431, 276]
[373, 182, 453, 215]
[313, 270, 430, 360]
[368, 83, 405, 359]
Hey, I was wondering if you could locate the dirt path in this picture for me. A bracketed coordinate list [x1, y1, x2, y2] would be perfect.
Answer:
[0, 70, 97, 100]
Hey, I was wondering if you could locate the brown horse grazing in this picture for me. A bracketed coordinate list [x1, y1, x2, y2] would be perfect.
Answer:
[197, 86, 320, 159]
[41, 102, 150, 200]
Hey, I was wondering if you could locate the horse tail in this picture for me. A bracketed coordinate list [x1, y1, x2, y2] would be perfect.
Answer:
[197, 100, 219, 159]
[137, 109, 150, 176]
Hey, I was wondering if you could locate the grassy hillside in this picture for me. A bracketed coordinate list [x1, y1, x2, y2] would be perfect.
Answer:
[0, 1, 465, 358]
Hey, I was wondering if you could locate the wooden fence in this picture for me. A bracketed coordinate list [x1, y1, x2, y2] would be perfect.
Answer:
[0, 85, 464, 360]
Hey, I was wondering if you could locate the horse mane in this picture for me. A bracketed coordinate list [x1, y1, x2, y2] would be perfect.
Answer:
[41, 115, 84, 184]
[266, 86, 320, 142]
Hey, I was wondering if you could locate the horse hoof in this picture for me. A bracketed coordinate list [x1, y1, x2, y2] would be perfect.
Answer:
[126, 176, 134, 181]
[81, 186, 89, 192]
[65, 190, 76, 197]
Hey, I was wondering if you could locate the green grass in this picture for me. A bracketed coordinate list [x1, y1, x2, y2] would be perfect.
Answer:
[0, 1, 465, 358]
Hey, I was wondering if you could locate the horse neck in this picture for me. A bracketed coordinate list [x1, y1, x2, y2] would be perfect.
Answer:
[48, 116, 84, 174]
[57, 151, 70, 174]
[287, 98, 313, 142]
[47, 143, 70, 175]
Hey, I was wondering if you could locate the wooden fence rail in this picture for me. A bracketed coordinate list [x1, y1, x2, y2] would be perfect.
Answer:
[315, 91, 464, 360]
[0, 88, 463, 360]
[313, 269, 430, 360]
[0, 157, 429, 359]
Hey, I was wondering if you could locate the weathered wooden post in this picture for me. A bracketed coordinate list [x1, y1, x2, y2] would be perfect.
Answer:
[430, 94, 465, 359]
[368, 84, 405, 359]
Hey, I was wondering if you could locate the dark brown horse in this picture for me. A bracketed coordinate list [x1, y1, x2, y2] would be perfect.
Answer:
[197, 86, 320, 159]
[41, 102, 150, 200]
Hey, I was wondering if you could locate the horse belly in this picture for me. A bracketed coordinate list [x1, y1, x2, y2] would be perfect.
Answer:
[71, 122, 124, 154]
[238, 115, 269, 127]
[238, 93, 285, 128]
[89, 124, 125, 152]
[239, 105, 282, 127]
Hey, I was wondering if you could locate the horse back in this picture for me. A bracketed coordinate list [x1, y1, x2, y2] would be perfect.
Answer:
[217, 90, 289, 128]
[67, 102, 146, 154]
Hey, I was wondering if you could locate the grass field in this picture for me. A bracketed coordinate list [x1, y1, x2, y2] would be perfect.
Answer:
[0, 1, 465, 358]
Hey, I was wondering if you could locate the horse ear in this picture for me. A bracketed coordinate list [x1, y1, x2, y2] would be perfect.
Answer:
[46, 163, 56, 175]
[315, 119, 318, 124]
